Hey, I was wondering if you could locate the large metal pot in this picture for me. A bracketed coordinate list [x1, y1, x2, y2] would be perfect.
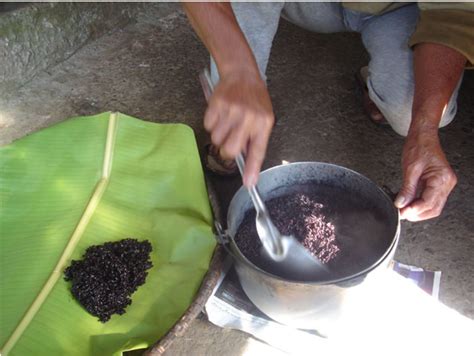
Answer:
[218, 162, 400, 334]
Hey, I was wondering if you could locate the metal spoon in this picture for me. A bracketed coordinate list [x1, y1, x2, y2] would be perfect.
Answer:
[200, 69, 327, 279]
[235, 154, 328, 279]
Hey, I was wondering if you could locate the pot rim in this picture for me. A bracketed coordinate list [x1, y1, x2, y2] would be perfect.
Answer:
[227, 161, 401, 285]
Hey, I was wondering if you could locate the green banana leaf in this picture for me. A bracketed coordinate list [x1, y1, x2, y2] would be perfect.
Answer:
[0, 112, 216, 355]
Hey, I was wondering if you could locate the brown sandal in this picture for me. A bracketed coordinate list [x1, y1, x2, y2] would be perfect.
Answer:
[203, 143, 239, 177]
[355, 66, 389, 126]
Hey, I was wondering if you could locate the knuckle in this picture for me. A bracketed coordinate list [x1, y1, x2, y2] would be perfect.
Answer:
[448, 171, 458, 186]
[264, 112, 274, 123]
[262, 112, 274, 127]
[264, 120, 274, 132]
[259, 120, 274, 137]
[437, 169, 457, 189]
[406, 161, 422, 174]
[431, 175, 445, 187]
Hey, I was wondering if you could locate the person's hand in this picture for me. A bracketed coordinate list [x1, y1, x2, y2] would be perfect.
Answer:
[205, 71, 274, 187]
[395, 132, 457, 221]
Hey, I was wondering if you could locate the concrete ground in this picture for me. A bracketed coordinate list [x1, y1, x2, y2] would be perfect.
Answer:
[2, 5, 473, 355]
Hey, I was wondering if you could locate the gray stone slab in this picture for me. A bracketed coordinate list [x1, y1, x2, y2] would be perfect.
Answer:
[0, 2, 180, 97]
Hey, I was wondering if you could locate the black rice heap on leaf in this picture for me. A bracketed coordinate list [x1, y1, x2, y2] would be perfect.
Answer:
[64, 238, 153, 322]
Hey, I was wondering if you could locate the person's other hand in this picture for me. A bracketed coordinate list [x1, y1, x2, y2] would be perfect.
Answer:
[205, 71, 274, 187]
[395, 132, 457, 221]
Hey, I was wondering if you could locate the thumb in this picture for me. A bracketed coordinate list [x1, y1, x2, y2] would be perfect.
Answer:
[395, 164, 423, 209]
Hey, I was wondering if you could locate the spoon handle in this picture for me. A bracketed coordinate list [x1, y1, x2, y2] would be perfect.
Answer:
[236, 154, 284, 257]
[235, 154, 266, 214]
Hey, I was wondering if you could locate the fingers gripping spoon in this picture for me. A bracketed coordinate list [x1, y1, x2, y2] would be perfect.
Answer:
[200, 69, 328, 279]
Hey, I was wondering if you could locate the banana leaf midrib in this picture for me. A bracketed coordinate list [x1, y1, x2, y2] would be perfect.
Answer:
[1, 113, 118, 354]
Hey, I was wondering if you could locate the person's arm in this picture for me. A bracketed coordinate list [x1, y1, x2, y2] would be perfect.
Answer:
[183, 2, 274, 186]
[395, 43, 466, 221]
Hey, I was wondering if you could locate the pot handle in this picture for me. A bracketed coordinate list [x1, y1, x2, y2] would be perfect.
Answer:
[213, 222, 243, 262]
[214, 221, 229, 244]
